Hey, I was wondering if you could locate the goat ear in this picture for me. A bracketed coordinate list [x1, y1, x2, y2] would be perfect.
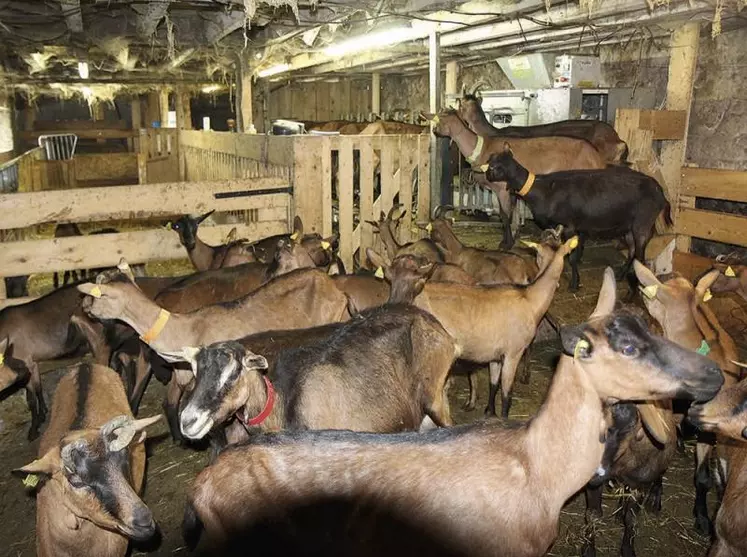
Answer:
[225, 227, 238, 243]
[323, 234, 339, 250]
[365, 248, 388, 270]
[637, 402, 672, 446]
[695, 269, 721, 302]
[116, 259, 136, 283]
[292, 216, 304, 238]
[242, 351, 268, 371]
[77, 283, 110, 298]
[14, 448, 60, 478]
[560, 325, 592, 359]
[590, 267, 617, 320]
[0, 336, 8, 356]
[633, 260, 661, 291]
[502, 142, 512, 154]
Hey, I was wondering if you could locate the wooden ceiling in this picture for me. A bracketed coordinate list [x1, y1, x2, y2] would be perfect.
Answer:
[1, 0, 744, 89]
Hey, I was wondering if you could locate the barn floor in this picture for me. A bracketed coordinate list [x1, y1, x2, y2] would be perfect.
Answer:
[0, 220, 745, 557]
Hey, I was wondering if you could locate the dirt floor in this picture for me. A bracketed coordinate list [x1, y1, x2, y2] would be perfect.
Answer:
[1, 220, 745, 557]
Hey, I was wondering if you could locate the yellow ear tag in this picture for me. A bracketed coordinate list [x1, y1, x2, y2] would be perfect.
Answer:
[165, 222, 172, 230]
[425, 223, 433, 232]
[0, 354, 4, 366]
[703, 289, 713, 302]
[432, 115, 439, 125]
[574, 339, 590, 360]
[479, 164, 489, 172]
[290, 232, 299, 241]
[450, 217, 456, 225]
[89, 286, 102, 298]
[726, 266, 736, 277]
[374, 267, 384, 279]
[320, 241, 331, 250]
[22, 474, 39, 489]
[568, 236, 579, 250]
[640, 285, 659, 299]
[520, 240, 539, 250]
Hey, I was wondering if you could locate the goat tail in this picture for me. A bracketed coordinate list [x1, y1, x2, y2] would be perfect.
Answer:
[618, 141, 630, 164]
[662, 199, 674, 228]
[182, 500, 204, 551]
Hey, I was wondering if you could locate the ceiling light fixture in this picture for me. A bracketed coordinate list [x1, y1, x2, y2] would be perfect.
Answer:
[257, 63, 290, 78]
[323, 27, 420, 58]
[78, 61, 89, 79]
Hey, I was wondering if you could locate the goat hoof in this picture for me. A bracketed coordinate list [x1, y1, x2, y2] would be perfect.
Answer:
[483, 406, 497, 417]
[568, 284, 580, 293]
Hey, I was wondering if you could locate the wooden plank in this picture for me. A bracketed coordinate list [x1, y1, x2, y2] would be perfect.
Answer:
[320, 136, 333, 238]
[358, 136, 375, 267]
[399, 136, 416, 243]
[292, 136, 323, 234]
[681, 167, 747, 202]
[371, 74, 380, 115]
[338, 139, 355, 271]
[20, 129, 137, 141]
[179, 130, 294, 168]
[638, 110, 687, 140]
[0, 178, 290, 229]
[380, 136, 395, 216]
[0, 222, 288, 276]
[676, 208, 747, 248]
[416, 135, 431, 235]
[672, 250, 714, 282]
[74, 153, 138, 182]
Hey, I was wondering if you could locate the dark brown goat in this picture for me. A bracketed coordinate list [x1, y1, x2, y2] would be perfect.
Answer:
[366, 205, 443, 263]
[458, 90, 628, 164]
[181, 269, 723, 557]
[14, 363, 161, 557]
[178, 302, 456, 443]
[53, 223, 83, 288]
[486, 147, 672, 292]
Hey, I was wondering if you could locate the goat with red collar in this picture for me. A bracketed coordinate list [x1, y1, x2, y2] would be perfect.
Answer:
[486, 144, 672, 293]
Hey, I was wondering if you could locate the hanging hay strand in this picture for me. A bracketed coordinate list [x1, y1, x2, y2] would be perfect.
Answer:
[712, 0, 724, 37]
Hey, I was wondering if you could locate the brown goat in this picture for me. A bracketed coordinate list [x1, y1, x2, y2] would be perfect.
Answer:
[634, 261, 740, 536]
[366, 205, 443, 263]
[457, 91, 628, 164]
[178, 301, 456, 442]
[711, 263, 747, 302]
[14, 363, 161, 557]
[689, 378, 747, 557]
[181, 268, 723, 556]
[369, 235, 576, 417]
[425, 109, 606, 249]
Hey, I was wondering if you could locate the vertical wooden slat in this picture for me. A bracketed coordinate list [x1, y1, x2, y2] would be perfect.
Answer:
[359, 136, 375, 267]
[398, 136, 416, 243]
[380, 136, 395, 216]
[416, 135, 431, 237]
[338, 140, 354, 271]
[321, 136, 333, 238]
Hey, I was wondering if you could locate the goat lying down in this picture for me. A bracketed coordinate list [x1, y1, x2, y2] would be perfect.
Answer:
[178, 302, 457, 444]
[182, 269, 723, 557]
[14, 363, 161, 557]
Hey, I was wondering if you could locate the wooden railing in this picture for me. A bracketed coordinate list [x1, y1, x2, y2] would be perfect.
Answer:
[676, 166, 747, 249]
[138, 128, 179, 184]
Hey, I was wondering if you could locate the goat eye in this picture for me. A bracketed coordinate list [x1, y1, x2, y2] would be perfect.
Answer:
[622, 345, 639, 357]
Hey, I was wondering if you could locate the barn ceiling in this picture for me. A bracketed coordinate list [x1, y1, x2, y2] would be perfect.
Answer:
[1, 0, 745, 92]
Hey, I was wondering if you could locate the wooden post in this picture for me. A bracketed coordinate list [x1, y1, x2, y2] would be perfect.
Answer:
[428, 30, 442, 212]
[372, 73, 381, 116]
[239, 63, 254, 132]
[175, 87, 192, 130]
[159, 88, 170, 128]
[146, 91, 160, 128]
[445, 61, 458, 98]
[129, 94, 141, 152]
[292, 137, 323, 234]
[661, 23, 699, 253]
[0, 89, 13, 158]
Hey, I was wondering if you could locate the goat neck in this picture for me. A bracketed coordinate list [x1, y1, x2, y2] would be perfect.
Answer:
[188, 236, 217, 272]
[431, 221, 463, 260]
[238, 372, 285, 432]
[461, 101, 495, 137]
[527, 354, 606, 502]
[524, 245, 568, 320]
[448, 118, 481, 165]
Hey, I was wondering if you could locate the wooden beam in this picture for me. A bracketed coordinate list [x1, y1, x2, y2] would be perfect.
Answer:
[20, 129, 136, 141]
[681, 167, 747, 202]
[239, 63, 253, 132]
[146, 91, 160, 128]
[676, 208, 747, 248]
[131, 94, 142, 129]
[0, 178, 290, 229]
[637, 110, 687, 140]
[661, 22, 699, 252]
[0, 222, 288, 276]
[159, 88, 170, 127]
[371, 73, 381, 115]
[445, 60, 458, 96]
[175, 87, 192, 130]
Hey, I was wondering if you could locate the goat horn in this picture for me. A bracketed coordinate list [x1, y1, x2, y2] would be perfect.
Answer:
[471, 81, 488, 96]
[101, 415, 136, 452]
[197, 210, 215, 224]
[386, 205, 402, 222]
[731, 360, 747, 369]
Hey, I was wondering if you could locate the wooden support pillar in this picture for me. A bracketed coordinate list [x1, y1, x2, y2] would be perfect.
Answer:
[146, 91, 160, 128]
[445, 61, 458, 98]
[159, 88, 170, 128]
[372, 73, 381, 116]
[175, 87, 192, 130]
[0, 90, 13, 158]
[428, 30, 442, 212]
[128, 95, 141, 152]
[661, 23, 700, 253]
[238, 63, 254, 133]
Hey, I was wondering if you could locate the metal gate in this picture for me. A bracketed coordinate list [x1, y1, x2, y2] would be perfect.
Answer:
[38, 133, 77, 160]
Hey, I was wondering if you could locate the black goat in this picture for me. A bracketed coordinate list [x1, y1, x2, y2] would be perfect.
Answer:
[485, 146, 672, 291]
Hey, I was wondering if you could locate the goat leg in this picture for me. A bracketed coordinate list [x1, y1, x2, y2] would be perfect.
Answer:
[567, 233, 586, 292]
[496, 185, 515, 250]
[25, 361, 45, 440]
[693, 442, 714, 536]
[53, 272, 60, 289]
[518, 344, 532, 385]
[129, 364, 152, 415]
[164, 376, 186, 444]
[463, 369, 477, 411]
[643, 477, 663, 514]
[498, 352, 523, 419]
[484, 360, 502, 417]
[620, 491, 640, 557]
[581, 484, 603, 557]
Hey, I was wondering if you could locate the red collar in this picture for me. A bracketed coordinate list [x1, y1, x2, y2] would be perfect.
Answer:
[237, 375, 276, 427]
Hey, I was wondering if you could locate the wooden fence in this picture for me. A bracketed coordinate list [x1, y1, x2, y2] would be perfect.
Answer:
[675, 166, 747, 248]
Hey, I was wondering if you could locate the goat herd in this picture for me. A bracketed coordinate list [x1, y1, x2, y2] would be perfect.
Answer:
[3, 100, 747, 557]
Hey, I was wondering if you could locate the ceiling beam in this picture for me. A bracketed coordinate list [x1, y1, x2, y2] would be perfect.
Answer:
[59, 0, 83, 33]
[204, 9, 247, 43]
[135, 0, 171, 38]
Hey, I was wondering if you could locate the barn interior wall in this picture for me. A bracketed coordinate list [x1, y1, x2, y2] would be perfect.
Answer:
[253, 78, 372, 131]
